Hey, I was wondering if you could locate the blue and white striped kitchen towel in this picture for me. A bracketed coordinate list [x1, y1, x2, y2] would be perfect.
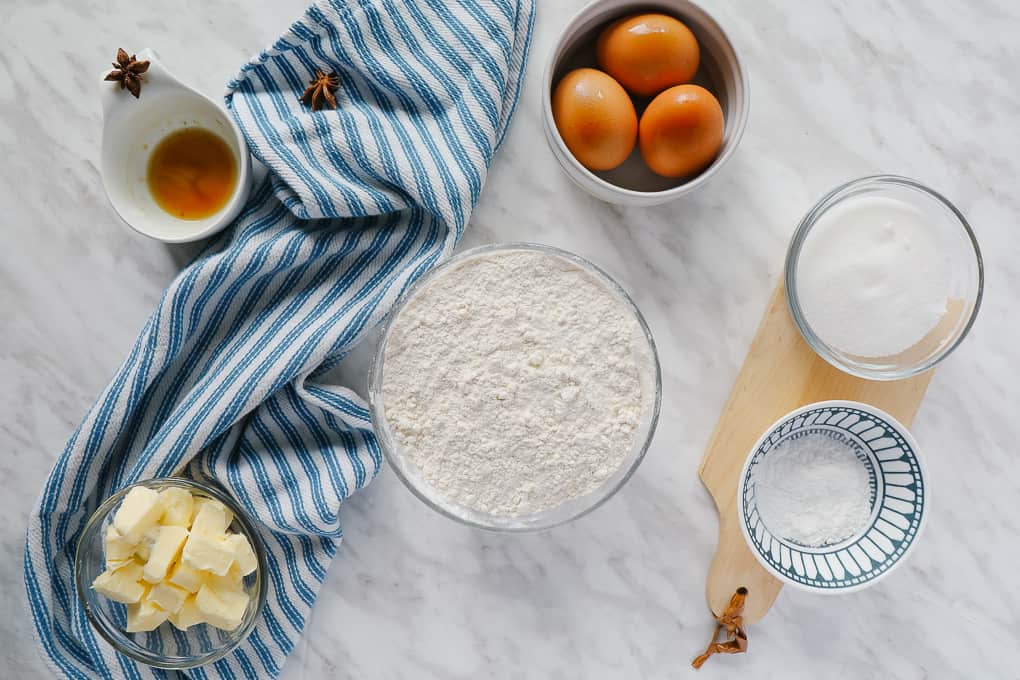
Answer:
[24, 0, 534, 677]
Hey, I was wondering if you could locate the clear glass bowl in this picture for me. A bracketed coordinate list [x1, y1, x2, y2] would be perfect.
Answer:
[368, 243, 662, 532]
[74, 478, 267, 669]
[786, 175, 983, 380]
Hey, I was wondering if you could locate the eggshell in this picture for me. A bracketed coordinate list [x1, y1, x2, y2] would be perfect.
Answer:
[597, 13, 700, 97]
[552, 68, 637, 172]
[639, 84, 724, 178]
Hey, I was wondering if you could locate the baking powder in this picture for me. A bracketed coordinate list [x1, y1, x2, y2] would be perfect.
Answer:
[381, 249, 654, 516]
[753, 432, 872, 546]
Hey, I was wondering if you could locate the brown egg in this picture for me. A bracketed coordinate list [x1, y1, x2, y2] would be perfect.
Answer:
[597, 13, 700, 97]
[639, 84, 724, 178]
[552, 68, 637, 172]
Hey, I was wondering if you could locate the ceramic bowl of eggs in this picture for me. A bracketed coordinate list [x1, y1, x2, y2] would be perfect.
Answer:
[543, 0, 749, 206]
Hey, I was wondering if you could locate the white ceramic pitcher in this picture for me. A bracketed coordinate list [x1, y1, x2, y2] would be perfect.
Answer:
[99, 48, 251, 243]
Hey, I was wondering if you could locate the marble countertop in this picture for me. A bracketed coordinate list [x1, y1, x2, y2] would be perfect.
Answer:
[3, 0, 1019, 677]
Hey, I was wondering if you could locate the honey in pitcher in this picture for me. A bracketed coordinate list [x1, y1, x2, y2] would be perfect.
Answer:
[147, 127, 237, 220]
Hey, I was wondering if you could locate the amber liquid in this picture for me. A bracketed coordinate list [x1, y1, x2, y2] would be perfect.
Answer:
[147, 127, 237, 220]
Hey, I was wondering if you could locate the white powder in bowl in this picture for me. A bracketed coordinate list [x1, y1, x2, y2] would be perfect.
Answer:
[380, 249, 654, 517]
[796, 195, 953, 358]
[753, 433, 872, 547]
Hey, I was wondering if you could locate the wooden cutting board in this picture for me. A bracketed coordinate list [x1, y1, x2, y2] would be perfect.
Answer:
[698, 281, 934, 624]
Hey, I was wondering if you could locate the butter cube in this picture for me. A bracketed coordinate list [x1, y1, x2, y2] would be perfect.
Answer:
[182, 533, 235, 576]
[104, 557, 136, 572]
[147, 581, 189, 614]
[158, 487, 194, 527]
[224, 533, 258, 576]
[190, 499, 233, 536]
[167, 560, 204, 593]
[91, 560, 146, 604]
[104, 525, 135, 563]
[125, 599, 169, 633]
[134, 543, 150, 562]
[227, 562, 245, 583]
[168, 595, 204, 631]
[113, 486, 163, 543]
[195, 583, 249, 631]
[198, 561, 244, 589]
[203, 570, 246, 594]
[142, 525, 189, 583]
[134, 525, 161, 562]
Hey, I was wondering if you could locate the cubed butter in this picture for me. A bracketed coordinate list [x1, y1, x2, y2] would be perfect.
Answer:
[182, 533, 235, 576]
[224, 533, 258, 576]
[125, 599, 169, 633]
[158, 487, 194, 527]
[190, 498, 233, 536]
[104, 525, 136, 563]
[92, 485, 256, 635]
[195, 583, 249, 631]
[147, 581, 189, 614]
[142, 525, 189, 583]
[167, 560, 204, 593]
[104, 557, 136, 572]
[227, 562, 244, 584]
[168, 595, 205, 631]
[134, 525, 161, 562]
[91, 560, 146, 604]
[203, 570, 246, 595]
[113, 486, 163, 543]
[134, 543, 151, 562]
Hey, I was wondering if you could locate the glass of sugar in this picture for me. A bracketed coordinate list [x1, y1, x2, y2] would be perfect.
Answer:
[786, 175, 983, 380]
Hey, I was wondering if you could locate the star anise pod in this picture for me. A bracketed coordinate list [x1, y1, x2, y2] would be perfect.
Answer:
[300, 69, 339, 111]
[104, 48, 149, 99]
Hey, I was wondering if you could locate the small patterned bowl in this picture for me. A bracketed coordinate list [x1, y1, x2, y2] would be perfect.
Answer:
[738, 400, 928, 594]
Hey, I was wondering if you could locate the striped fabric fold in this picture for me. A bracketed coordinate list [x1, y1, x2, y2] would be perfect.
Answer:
[24, 1, 534, 677]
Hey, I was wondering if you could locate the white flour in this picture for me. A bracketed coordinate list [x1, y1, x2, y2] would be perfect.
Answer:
[753, 433, 871, 546]
[797, 196, 952, 358]
[381, 249, 653, 516]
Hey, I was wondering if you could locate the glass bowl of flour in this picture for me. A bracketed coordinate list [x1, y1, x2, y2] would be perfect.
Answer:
[786, 175, 983, 380]
[369, 243, 661, 531]
[738, 400, 928, 593]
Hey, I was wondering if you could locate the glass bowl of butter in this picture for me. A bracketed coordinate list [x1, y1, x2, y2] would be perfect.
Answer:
[74, 478, 267, 669]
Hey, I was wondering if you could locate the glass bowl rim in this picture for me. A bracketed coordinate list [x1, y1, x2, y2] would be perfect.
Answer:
[73, 476, 268, 669]
[784, 174, 984, 381]
[368, 241, 663, 532]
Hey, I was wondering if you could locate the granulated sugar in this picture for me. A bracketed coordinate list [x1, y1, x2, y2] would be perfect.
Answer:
[753, 433, 872, 546]
[797, 195, 953, 358]
[380, 249, 654, 516]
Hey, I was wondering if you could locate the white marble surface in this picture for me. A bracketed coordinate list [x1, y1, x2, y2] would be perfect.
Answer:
[3, 0, 1019, 677]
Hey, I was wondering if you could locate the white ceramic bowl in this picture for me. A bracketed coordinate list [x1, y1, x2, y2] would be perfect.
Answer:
[542, 0, 749, 206]
[738, 401, 928, 594]
[99, 48, 251, 243]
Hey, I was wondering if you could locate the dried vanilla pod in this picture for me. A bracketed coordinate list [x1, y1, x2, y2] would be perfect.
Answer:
[692, 587, 749, 669]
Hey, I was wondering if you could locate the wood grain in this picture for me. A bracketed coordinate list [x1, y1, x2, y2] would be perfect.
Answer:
[698, 282, 934, 624]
